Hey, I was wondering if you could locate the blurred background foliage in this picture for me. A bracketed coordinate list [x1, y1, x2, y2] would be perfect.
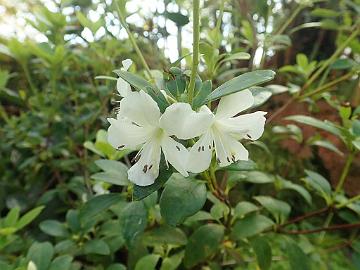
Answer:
[0, 0, 359, 269]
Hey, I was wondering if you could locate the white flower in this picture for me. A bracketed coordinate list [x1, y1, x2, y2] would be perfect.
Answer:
[116, 59, 133, 97]
[107, 90, 210, 186]
[185, 89, 267, 173]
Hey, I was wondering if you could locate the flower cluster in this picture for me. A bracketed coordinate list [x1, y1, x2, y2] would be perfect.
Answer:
[107, 61, 267, 186]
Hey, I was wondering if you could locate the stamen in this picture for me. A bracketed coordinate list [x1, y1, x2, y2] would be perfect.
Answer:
[198, 146, 201, 152]
[143, 165, 148, 173]
[231, 155, 236, 162]
[149, 164, 153, 170]
[176, 146, 180, 151]
[227, 157, 231, 162]
[217, 158, 221, 163]
[201, 146, 205, 151]
[208, 145, 212, 150]
[117, 144, 125, 150]
[132, 154, 141, 163]
[132, 122, 141, 127]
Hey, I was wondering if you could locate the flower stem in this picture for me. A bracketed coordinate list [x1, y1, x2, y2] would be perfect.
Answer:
[274, 5, 303, 35]
[187, 0, 200, 105]
[115, 0, 155, 84]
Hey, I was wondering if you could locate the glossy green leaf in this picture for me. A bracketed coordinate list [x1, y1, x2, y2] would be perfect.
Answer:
[304, 170, 331, 196]
[120, 201, 147, 244]
[234, 201, 259, 219]
[16, 206, 45, 230]
[49, 255, 73, 270]
[193, 80, 212, 108]
[205, 70, 275, 102]
[160, 251, 184, 270]
[286, 241, 311, 270]
[83, 239, 110, 255]
[135, 254, 160, 270]
[113, 70, 154, 91]
[160, 174, 207, 226]
[142, 225, 187, 246]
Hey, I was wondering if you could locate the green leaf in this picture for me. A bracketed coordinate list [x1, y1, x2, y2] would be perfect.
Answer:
[279, 178, 312, 205]
[120, 201, 147, 245]
[160, 174, 207, 226]
[49, 255, 73, 270]
[142, 225, 187, 246]
[286, 241, 311, 270]
[251, 237, 272, 270]
[83, 239, 110, 255]
[106, 264, 127, 270]
[245, 171, 274, 184]
[221, 52, 251, 62]
[311, 8, 340, 17]
[221, 160, 257, 171]
[310, 139, 343, 156]
[205, 70, 275, 102]
[232, 214, 274, 239]
[133, 169, 173, 200]
[286, 115, 342, 137]
[193, 80, 212, 109]
[135, 254, 160, 270]
[165, 77, 186, 97]
[234, 201, 259, 219]
[330, 59, 356, 70]
[39, 220, 69, 237]
[79, 194, 123, 223]
[92, 159, 129, 185]
[164, 12, 189, 27]
[210, 201, 230, 220]
[160, 251, 184, 270]
[4, 207, 20, 227]
[250, 87, 273, 108]
[27, 242, 54, 270]
[352, 120, 360, 136]
[304, 170, 331, 196]
[253, 196, 291, 224]
[113, 70, 154, 91]
[184, 224, 224, 268]
[16, 206, 44, 230]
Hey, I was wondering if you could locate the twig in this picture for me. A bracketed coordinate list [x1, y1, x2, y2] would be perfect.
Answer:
[278, 222, 360, 235]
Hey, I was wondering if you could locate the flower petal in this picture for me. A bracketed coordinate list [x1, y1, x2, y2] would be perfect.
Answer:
[122, 59, 132, 71]
[187, 131, 213, 173]
[215, 89, 254, 119]
[117, 78, 132, 97]
[160, 103, 214, 139]
[219, 111, 267, 140]
[161, 136, 189, 177]
[107, 117, 149, 150]
[213, 128, 249, 167]
[119, 90, 161, 127]
[128, 140, 161, 186]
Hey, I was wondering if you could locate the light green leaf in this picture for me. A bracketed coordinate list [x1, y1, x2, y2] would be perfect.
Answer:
[160, 251, 184, 270]
[286, 115, 342, 137]
[250, 87, 272, 108]
[245, 171, 275, 184]
[160, 174, 206, 226]
[39, 220, 69, 237]
[234, 201, 259, 219]
[310, 139, 343, 156]
[254, 196, 291, 224]
[205, 70, 275, 102]
[221, 160, 257, 171]
[232, 214, 274, 239]
[16, 206, 45, 230]
[4, 207, 20, 227]
[135, 254, 160, 270]
[184, 224, 224, 268]
[279, 178, 312, 205]
[304, 170, 331, 196]
[113, 70, 154, 91]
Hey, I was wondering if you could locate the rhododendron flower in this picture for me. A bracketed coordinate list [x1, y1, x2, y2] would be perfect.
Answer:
[186, 89, 267, 173]
[116, 59, 133, 97]
[107, 90, 209, 186]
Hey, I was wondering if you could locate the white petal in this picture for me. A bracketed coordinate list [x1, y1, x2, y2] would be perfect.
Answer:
[119, 90, 160, 127]
[161, 136, 189, 177]
[219, 111, 267, 140]
[117, 78, 132, 97]
[187, 131, 213, 173]
[128, 140, 161, 186]
[215, 89, 254, 119]
[122, 59, 132, 71]
[107, 117, 150, 149]
[160, 103, 214, 140]
[213, 128, 249, 167]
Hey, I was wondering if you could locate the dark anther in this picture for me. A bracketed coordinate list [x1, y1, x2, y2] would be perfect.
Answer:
[176, 146, 180, 151]
[143, 165, 148, 173]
